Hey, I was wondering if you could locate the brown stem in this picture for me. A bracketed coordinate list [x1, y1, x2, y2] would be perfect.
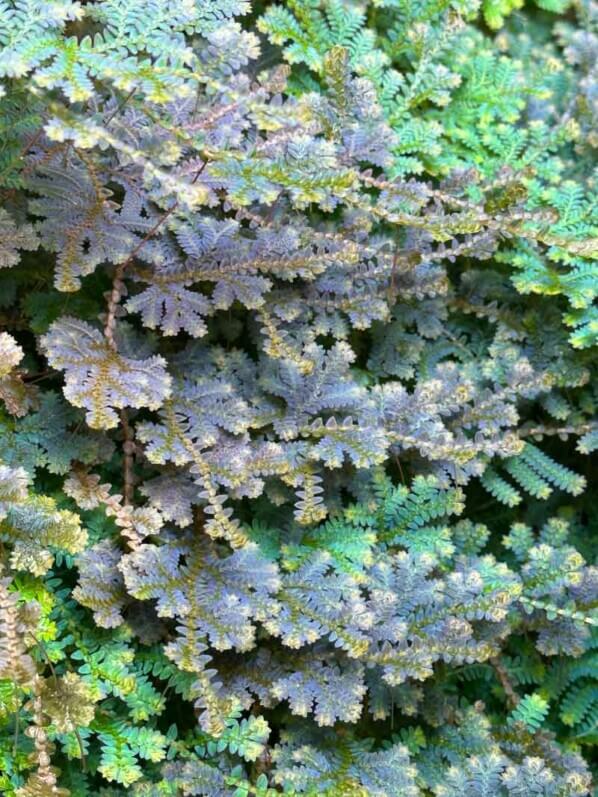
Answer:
[101, 161, 210, 534]
[12, 692, 19, 757]
[103, 159, 209, 348]
[104, 87, 137, 125]
[21, 370, 53, 382]
[29, 633, 56, 681]
[393, 453, 406, 485]
[19, 126, 46, 159]
[490, 656, 520, 708]
[519, 422, 595, 439]
[103, 263, 126, 351]
[74, 727, 87, 772]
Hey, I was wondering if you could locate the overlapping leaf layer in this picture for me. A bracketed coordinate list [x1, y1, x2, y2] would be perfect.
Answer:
[0, 0, 597, 794]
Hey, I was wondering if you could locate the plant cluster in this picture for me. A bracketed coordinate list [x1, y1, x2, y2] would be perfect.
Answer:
[0, 0, 597, 794]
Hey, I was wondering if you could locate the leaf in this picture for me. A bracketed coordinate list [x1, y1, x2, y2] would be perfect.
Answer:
[0, 208, 38, 268]
[41, 317, 171, 429]
[39, 672, 99, 732]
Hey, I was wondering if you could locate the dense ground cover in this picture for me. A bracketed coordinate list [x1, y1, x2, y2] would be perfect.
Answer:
[0, 0, 597, 794]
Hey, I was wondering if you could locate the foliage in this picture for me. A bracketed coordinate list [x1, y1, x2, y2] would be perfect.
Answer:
[0, 0, 596, 794]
